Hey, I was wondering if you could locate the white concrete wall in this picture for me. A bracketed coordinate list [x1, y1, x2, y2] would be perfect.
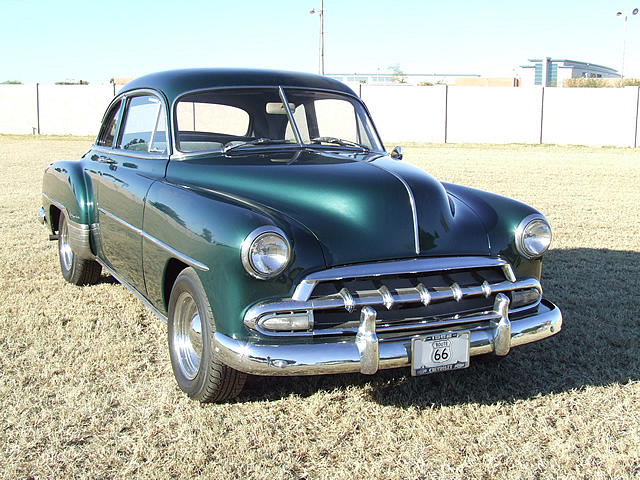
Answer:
[38, 85, 114, 135]
[519, 69, 536, 87]
[446, 87, 543, 144]
[1, 83, 639, 148]
[0, 85, 38, 134]
[361, 85, 446, 143]
[542, 87, 639, 147]
[637, 95, 640, 148]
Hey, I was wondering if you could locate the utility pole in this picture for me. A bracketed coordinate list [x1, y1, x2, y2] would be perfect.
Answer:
[310, 0, 325, 75]
[616, 8, 638, 82]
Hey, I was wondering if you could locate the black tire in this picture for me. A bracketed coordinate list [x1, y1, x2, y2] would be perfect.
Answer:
[167, 267, 246, 402]
[58, 214, 102, 285]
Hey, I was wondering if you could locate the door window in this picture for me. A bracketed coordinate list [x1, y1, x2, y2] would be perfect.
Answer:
[119, 95, 168, 154]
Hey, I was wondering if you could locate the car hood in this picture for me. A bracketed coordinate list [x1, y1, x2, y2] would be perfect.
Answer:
[166, 149, 490, 266]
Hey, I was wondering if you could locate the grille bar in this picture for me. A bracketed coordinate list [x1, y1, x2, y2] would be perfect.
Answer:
[292, 257, 516, 301]
[309, 310, 504, 337]
[307, 279, 538, 312]
[245, 277, 541, 331]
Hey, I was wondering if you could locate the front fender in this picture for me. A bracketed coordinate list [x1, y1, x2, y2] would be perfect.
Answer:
[443, 182, 544, 280]
[142, 180, 326, 339]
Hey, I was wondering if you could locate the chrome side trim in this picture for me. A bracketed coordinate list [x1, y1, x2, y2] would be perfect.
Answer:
[142, 231, 209, 272]
[97, 259, 168, 322]
[292, 257, 511, 302]
[91, 145, 168, 161]
[215, 299, 562, 376]
[99, 207, 143, 234]
[98, 207, 209, 271]
[369, 163, 420, 255]
[65, 220, 94, 260]
[42, 193, 95, 259]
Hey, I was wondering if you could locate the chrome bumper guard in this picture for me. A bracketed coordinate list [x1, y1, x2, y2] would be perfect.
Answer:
[214, 297, 562, 376]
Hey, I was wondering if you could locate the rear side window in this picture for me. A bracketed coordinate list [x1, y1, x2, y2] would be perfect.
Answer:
[97, 101, 121, 147]
[177, 102, 250, 136]
[119, 95, 167, 154]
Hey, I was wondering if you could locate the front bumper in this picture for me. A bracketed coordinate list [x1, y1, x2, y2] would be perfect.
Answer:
[214, 298, 562, 376]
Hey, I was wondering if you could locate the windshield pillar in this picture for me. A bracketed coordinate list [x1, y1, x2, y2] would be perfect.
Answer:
[279, 87, 303, 146]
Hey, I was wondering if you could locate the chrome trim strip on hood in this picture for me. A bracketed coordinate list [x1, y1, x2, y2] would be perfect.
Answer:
[367, 163, 420, 255]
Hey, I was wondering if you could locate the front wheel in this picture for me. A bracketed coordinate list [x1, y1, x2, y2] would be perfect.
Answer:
[167, 268, 246, 402]
[58, 214, 101, 285]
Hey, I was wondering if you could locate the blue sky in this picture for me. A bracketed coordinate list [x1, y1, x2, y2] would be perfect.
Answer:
[2, 0, 639, 83]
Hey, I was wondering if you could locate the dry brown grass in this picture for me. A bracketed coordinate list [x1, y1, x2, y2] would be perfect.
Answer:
[1, 135, 639, 479]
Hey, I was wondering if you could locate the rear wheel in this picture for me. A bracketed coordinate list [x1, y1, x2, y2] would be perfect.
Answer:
[58, 214, 101, 285]
[167, 267, 246, 402]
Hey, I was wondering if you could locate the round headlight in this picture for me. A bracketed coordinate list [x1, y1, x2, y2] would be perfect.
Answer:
[241, 227, 291, 279]
[515, 214, 552, 259]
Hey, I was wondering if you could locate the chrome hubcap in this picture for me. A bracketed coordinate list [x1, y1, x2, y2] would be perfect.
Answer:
[59, 219, 73, 272]
[173, 292, 203, 380]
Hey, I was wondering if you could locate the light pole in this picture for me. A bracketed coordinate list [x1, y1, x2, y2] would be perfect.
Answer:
[310, 0, 325, 75]
[616, 8, 638, 82]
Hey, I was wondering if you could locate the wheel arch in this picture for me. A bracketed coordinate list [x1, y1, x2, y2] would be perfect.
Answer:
[49, 204, 62, 234]
[163, 258, 190, 311]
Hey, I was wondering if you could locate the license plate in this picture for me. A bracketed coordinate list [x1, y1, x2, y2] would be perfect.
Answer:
[411, 331, 470, 376]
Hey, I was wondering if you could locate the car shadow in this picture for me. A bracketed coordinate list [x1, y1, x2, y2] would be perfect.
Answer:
[238, 248, 639, 407]
[96, 273, 119, 285]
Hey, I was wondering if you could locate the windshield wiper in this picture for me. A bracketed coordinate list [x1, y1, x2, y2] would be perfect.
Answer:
[223, 138, 292, 153]
[310, 136, 369, 152]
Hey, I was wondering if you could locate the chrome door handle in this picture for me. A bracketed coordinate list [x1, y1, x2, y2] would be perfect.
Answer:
[91, 154, 116, 164]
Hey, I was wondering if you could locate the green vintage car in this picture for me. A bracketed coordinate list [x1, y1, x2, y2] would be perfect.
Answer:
[40, 69, 562, 402]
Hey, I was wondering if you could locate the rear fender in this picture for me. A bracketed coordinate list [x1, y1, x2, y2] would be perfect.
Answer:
[42, 160, 97, 259]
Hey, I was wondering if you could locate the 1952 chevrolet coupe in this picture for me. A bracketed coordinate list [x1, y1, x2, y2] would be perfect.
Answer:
[40, 69, 562, 402]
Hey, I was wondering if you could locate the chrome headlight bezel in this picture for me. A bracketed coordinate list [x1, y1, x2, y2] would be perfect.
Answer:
[241, 226, 292, 280]
[515, 214, 552, 259]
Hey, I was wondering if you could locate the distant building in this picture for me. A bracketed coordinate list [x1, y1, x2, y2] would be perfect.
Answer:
[111, 77, 133, 86]
[519, 58, 620, 87]
[326, 72, 480, 87]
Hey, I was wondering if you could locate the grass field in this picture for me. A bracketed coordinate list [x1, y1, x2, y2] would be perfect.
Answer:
[1, 135, 639, 479]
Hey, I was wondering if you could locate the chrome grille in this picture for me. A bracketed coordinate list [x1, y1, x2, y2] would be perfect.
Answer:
[244, 257, 542, 336]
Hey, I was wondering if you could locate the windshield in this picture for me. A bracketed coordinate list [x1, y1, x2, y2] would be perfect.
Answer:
[174, 87, 383, 153]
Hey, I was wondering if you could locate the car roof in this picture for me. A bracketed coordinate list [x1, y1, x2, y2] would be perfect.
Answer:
[120, 68, 357, 104]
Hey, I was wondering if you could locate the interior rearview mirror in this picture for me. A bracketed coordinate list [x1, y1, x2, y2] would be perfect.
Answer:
[265, 102, 296, 115]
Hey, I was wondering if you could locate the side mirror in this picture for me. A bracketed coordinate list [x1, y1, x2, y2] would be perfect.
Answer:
[390, 146, 403, 160]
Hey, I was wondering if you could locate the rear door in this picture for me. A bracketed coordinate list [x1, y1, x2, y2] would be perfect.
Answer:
[90, 92, 170, 292]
